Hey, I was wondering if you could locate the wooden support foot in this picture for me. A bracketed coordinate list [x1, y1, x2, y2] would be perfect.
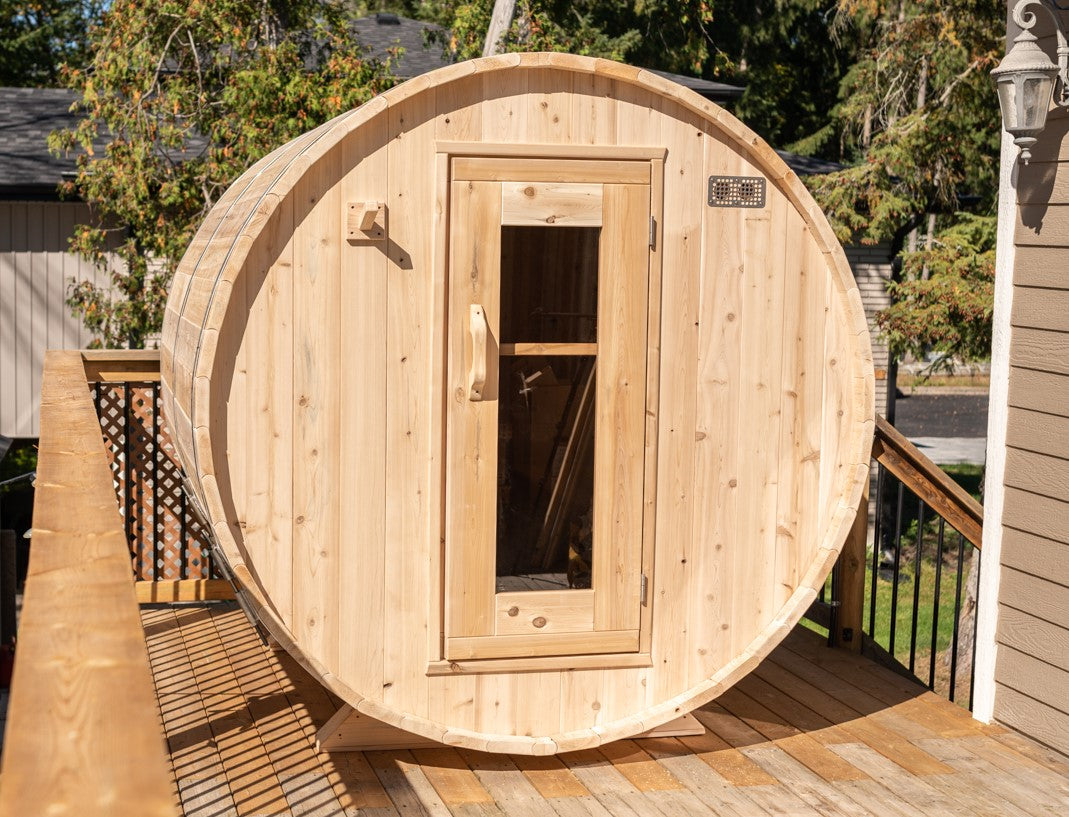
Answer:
[632, 712, 705, 739]
[316, 705, 443, 752]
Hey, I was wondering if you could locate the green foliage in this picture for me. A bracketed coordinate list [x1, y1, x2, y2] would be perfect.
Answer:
[0, 0, 105, 86]
[805, 0, 1003, 363]
[0, 440, 37, 491]
[414, 1, 854, 158]
[810, 1, 1003, 242]
[719, 1, 858, 160]
[876, 215, 996, 364]
[407, 1, 644, 62]
[51, 0, 397, 348]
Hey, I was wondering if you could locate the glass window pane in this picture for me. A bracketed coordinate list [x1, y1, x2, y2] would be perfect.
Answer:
[500, 226, 599, 345]
[495, 355, 595, 592]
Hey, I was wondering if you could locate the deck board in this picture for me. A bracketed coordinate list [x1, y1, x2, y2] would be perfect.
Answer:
[142, 604, 1069, 817]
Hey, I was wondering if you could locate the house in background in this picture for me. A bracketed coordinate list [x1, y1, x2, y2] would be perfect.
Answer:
[0, 13, 894, 441]
[0, 87, 113, 440]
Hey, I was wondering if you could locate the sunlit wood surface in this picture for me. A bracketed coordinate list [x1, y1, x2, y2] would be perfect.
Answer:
[143, 603, 1069, 817]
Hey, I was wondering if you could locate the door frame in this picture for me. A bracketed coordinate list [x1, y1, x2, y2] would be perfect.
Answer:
[427, 142, 665, 674]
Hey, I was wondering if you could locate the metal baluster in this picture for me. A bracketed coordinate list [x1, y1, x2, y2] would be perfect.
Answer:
[909, 501, 926, 675]
[889, 481, 905, 657]
[870, 464, 885, 635]
[929, 517, 946, 690]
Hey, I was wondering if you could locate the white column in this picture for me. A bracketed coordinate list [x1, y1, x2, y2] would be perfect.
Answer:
[972, 124, 1018, 723]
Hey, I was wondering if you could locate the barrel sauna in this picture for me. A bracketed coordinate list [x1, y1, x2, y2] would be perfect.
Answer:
[161, 53, 874, 755]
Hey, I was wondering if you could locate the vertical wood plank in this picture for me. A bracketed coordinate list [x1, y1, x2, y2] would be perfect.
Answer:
[691, 134, 745, 682]
[730, 195, 787, 654]
[819, 288, 849, 538]
[337, 115, 390, 698]
[528, 66, 572, 143]
[648, 103, 703, 702]
[593, 182, 649, 633]
[480, 64, 528, 142]
[291, 157, 342, 670]
[244, 196, 294, 625]
[570, 72, 617, 146]
[384, 91, 437, 717]
[444, 180, 501, 643]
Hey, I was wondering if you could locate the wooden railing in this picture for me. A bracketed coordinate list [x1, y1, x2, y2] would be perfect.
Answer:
[0, 352, 177, 817]
[871, 416, 983, 548]
[831, 414, 984, 706]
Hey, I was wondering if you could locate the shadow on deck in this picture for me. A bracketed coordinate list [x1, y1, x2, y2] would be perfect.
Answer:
[145, 603, 1069, 817]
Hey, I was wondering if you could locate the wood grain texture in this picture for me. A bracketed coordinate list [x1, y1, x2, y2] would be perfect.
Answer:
[140, 603, 1069, 816]
[0, 352, 176, 817]
[160, 54, 873, 753]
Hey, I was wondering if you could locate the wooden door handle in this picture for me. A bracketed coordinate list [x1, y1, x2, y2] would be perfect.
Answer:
[469, 304, 488, 401]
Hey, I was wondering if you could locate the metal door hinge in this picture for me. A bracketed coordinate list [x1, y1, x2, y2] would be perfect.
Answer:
[640, 573, 649, 605]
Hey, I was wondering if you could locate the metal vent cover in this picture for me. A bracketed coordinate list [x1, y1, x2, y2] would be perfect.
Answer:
[707, 175, 766, 208]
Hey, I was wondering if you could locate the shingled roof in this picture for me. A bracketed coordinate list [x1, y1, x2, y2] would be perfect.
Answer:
[0, 87, 93, 198]
[353, 13, 454, 80]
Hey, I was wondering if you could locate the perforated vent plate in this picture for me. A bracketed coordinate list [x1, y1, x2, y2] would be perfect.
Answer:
[707, 175, 767, 209]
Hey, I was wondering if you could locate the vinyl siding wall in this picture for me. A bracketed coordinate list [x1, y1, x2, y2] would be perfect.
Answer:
[844, 244, 892, 421]
[996, 13, 1069, 750]
[0, 200, 106, 438]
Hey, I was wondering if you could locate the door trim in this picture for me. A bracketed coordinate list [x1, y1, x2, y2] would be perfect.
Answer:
[429, 145, 665, 672]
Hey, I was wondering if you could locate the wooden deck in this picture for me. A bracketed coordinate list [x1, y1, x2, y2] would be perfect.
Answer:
[143, 603, 1069, 817]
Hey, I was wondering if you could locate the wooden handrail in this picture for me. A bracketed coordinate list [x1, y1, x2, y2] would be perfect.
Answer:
[81, 347, 162, 382]
[0, 351, 177, 817]
[872, 414, 984, 549]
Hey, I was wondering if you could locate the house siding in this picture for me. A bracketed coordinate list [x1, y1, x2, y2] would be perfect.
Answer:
[0, 200, 105, 438]
[995, 58, 1069, 750]
[844, 244, 892, 420]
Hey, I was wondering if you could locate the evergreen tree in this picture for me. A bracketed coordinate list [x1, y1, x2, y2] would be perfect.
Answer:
[809, 0, 1004, 364]
[0, 0, 104, 86]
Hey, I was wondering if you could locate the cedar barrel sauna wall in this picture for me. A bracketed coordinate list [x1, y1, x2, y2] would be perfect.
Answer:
[162, 53, 874, 754]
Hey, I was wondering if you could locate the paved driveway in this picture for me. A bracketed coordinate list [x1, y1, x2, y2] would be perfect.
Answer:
[891, 392, 989, 465]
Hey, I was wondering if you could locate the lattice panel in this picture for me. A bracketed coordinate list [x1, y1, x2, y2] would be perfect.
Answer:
[92, 382, 216, 581]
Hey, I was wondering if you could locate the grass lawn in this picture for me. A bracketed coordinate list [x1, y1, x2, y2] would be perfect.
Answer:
[898, 373, 990, 389]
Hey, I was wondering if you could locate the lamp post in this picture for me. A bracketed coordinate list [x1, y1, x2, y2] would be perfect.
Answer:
[993, 0, 1069, 163]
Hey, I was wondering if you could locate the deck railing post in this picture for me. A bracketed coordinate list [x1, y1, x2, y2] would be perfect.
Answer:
[832, 475, 869, 652]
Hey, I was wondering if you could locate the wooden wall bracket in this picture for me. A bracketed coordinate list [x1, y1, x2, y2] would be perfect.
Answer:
[346, 201, 385, 241]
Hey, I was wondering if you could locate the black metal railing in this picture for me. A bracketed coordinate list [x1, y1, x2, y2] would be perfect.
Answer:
[869, 464, 981, 706]
[861, 416, 984, 708]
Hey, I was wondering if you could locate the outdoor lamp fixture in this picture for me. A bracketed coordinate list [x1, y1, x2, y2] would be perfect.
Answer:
[993, 0, 1069, 164]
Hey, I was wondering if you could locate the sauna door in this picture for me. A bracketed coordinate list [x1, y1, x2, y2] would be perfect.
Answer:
[444, 155, 654, 662]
